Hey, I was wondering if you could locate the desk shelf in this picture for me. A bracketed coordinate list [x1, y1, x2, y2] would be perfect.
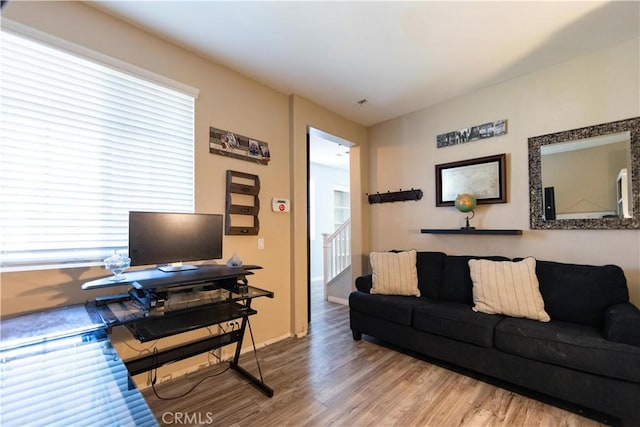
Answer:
[126, 302, 256, 342]
[421, 228, 523, 235]
[91, 285, 272, 327]
[82, 264, 262, 291]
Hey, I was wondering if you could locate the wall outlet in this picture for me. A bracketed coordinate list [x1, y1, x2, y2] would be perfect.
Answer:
[257, 237, 265, 250]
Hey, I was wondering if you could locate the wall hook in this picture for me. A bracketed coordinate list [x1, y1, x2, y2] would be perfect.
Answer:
[368, 188, 423, 204]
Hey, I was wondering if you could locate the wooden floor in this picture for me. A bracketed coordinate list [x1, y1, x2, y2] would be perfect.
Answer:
[143, 287, 605, 426]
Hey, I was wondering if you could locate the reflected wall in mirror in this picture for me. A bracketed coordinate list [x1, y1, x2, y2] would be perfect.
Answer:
[541, 132, 630, 219]
[529, 117, 639, 230]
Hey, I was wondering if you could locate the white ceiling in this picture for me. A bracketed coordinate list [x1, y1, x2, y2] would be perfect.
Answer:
[309, 127, 351, 170]
[89, 1, 639, 128]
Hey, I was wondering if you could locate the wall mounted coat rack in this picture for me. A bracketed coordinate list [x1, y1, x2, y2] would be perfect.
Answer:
[368, 188, 423, 204]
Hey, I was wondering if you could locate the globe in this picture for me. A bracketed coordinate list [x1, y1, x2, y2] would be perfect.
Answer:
[454, 193, 477, 213]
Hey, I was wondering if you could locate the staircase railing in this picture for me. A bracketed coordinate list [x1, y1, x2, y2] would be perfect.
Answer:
[322, 218, 351, 298]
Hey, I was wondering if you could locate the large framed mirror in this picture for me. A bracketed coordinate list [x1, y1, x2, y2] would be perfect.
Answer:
[529, 117, 639, 230]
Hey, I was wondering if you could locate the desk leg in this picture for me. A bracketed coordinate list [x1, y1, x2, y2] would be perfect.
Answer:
[230, 301, 274, 398]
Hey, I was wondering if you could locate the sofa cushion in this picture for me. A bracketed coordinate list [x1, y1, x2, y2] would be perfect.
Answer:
[495, 317, 640, 383]
[534, 260, 629, 327]
[469, 257, 550, 322]
[349, 292, 422, 326]
[416, 251, 447, 299]
[370, 250, 420, 296]
[355, 274, 373, 293]
[413, 300, 503, 348]
[604, 303, 640, 347]
[439, 255, 511, 304]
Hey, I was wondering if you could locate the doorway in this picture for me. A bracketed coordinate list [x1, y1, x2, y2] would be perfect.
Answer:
[307, 127, 353, 321]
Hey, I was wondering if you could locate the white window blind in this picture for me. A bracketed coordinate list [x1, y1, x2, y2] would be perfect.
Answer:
[0, 29, 196, 271]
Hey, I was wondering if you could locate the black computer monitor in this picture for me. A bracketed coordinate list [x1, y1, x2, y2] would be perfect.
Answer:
[128, 211, 223, 272]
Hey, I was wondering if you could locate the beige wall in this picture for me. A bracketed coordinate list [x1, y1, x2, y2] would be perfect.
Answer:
[367, 38, 640, 306]
[289, 95, 368, 336]
[0, 1, 366, 383]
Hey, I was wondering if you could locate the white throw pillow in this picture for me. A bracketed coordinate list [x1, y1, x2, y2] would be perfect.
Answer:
[469, 257, 550, 322]
[370, 250, 420, 297]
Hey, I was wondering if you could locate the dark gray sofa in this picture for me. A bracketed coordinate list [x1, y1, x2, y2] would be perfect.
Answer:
[349, 251, 640, 425]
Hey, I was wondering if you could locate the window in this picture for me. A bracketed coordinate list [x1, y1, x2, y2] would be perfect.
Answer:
[0, 26, 198, 271]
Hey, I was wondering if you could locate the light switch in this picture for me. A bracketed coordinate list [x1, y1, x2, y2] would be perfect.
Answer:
[257, 238, 265, 250]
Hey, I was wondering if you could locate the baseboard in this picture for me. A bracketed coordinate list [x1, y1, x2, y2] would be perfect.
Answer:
[139, 360, 215, 390]
[255, 332, 294, 348]
[136, 332, 293, 389]
[327, 296, 348, 305]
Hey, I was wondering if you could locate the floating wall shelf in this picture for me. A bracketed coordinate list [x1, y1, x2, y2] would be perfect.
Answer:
[421, 228, 523, 236]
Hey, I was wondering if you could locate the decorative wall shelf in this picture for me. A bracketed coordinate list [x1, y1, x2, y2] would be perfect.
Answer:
[421, 228, 523, 236]
[225, 170, 260, 235]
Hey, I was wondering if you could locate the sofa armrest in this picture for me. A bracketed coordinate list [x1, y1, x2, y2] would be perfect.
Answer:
[604, 303, 640, 347]
[355, 274, 373, 293]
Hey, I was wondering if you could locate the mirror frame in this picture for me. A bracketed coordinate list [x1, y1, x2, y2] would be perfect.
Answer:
[529, 117, 640, 230]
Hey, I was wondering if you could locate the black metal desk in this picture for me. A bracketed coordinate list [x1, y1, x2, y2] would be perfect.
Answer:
[83, 264, 274, 397]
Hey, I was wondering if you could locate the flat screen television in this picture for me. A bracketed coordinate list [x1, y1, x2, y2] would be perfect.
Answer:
[128, 211, 223, 272]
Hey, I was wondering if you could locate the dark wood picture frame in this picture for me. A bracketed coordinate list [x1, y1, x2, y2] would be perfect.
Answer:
[435, 153, 507, 206]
